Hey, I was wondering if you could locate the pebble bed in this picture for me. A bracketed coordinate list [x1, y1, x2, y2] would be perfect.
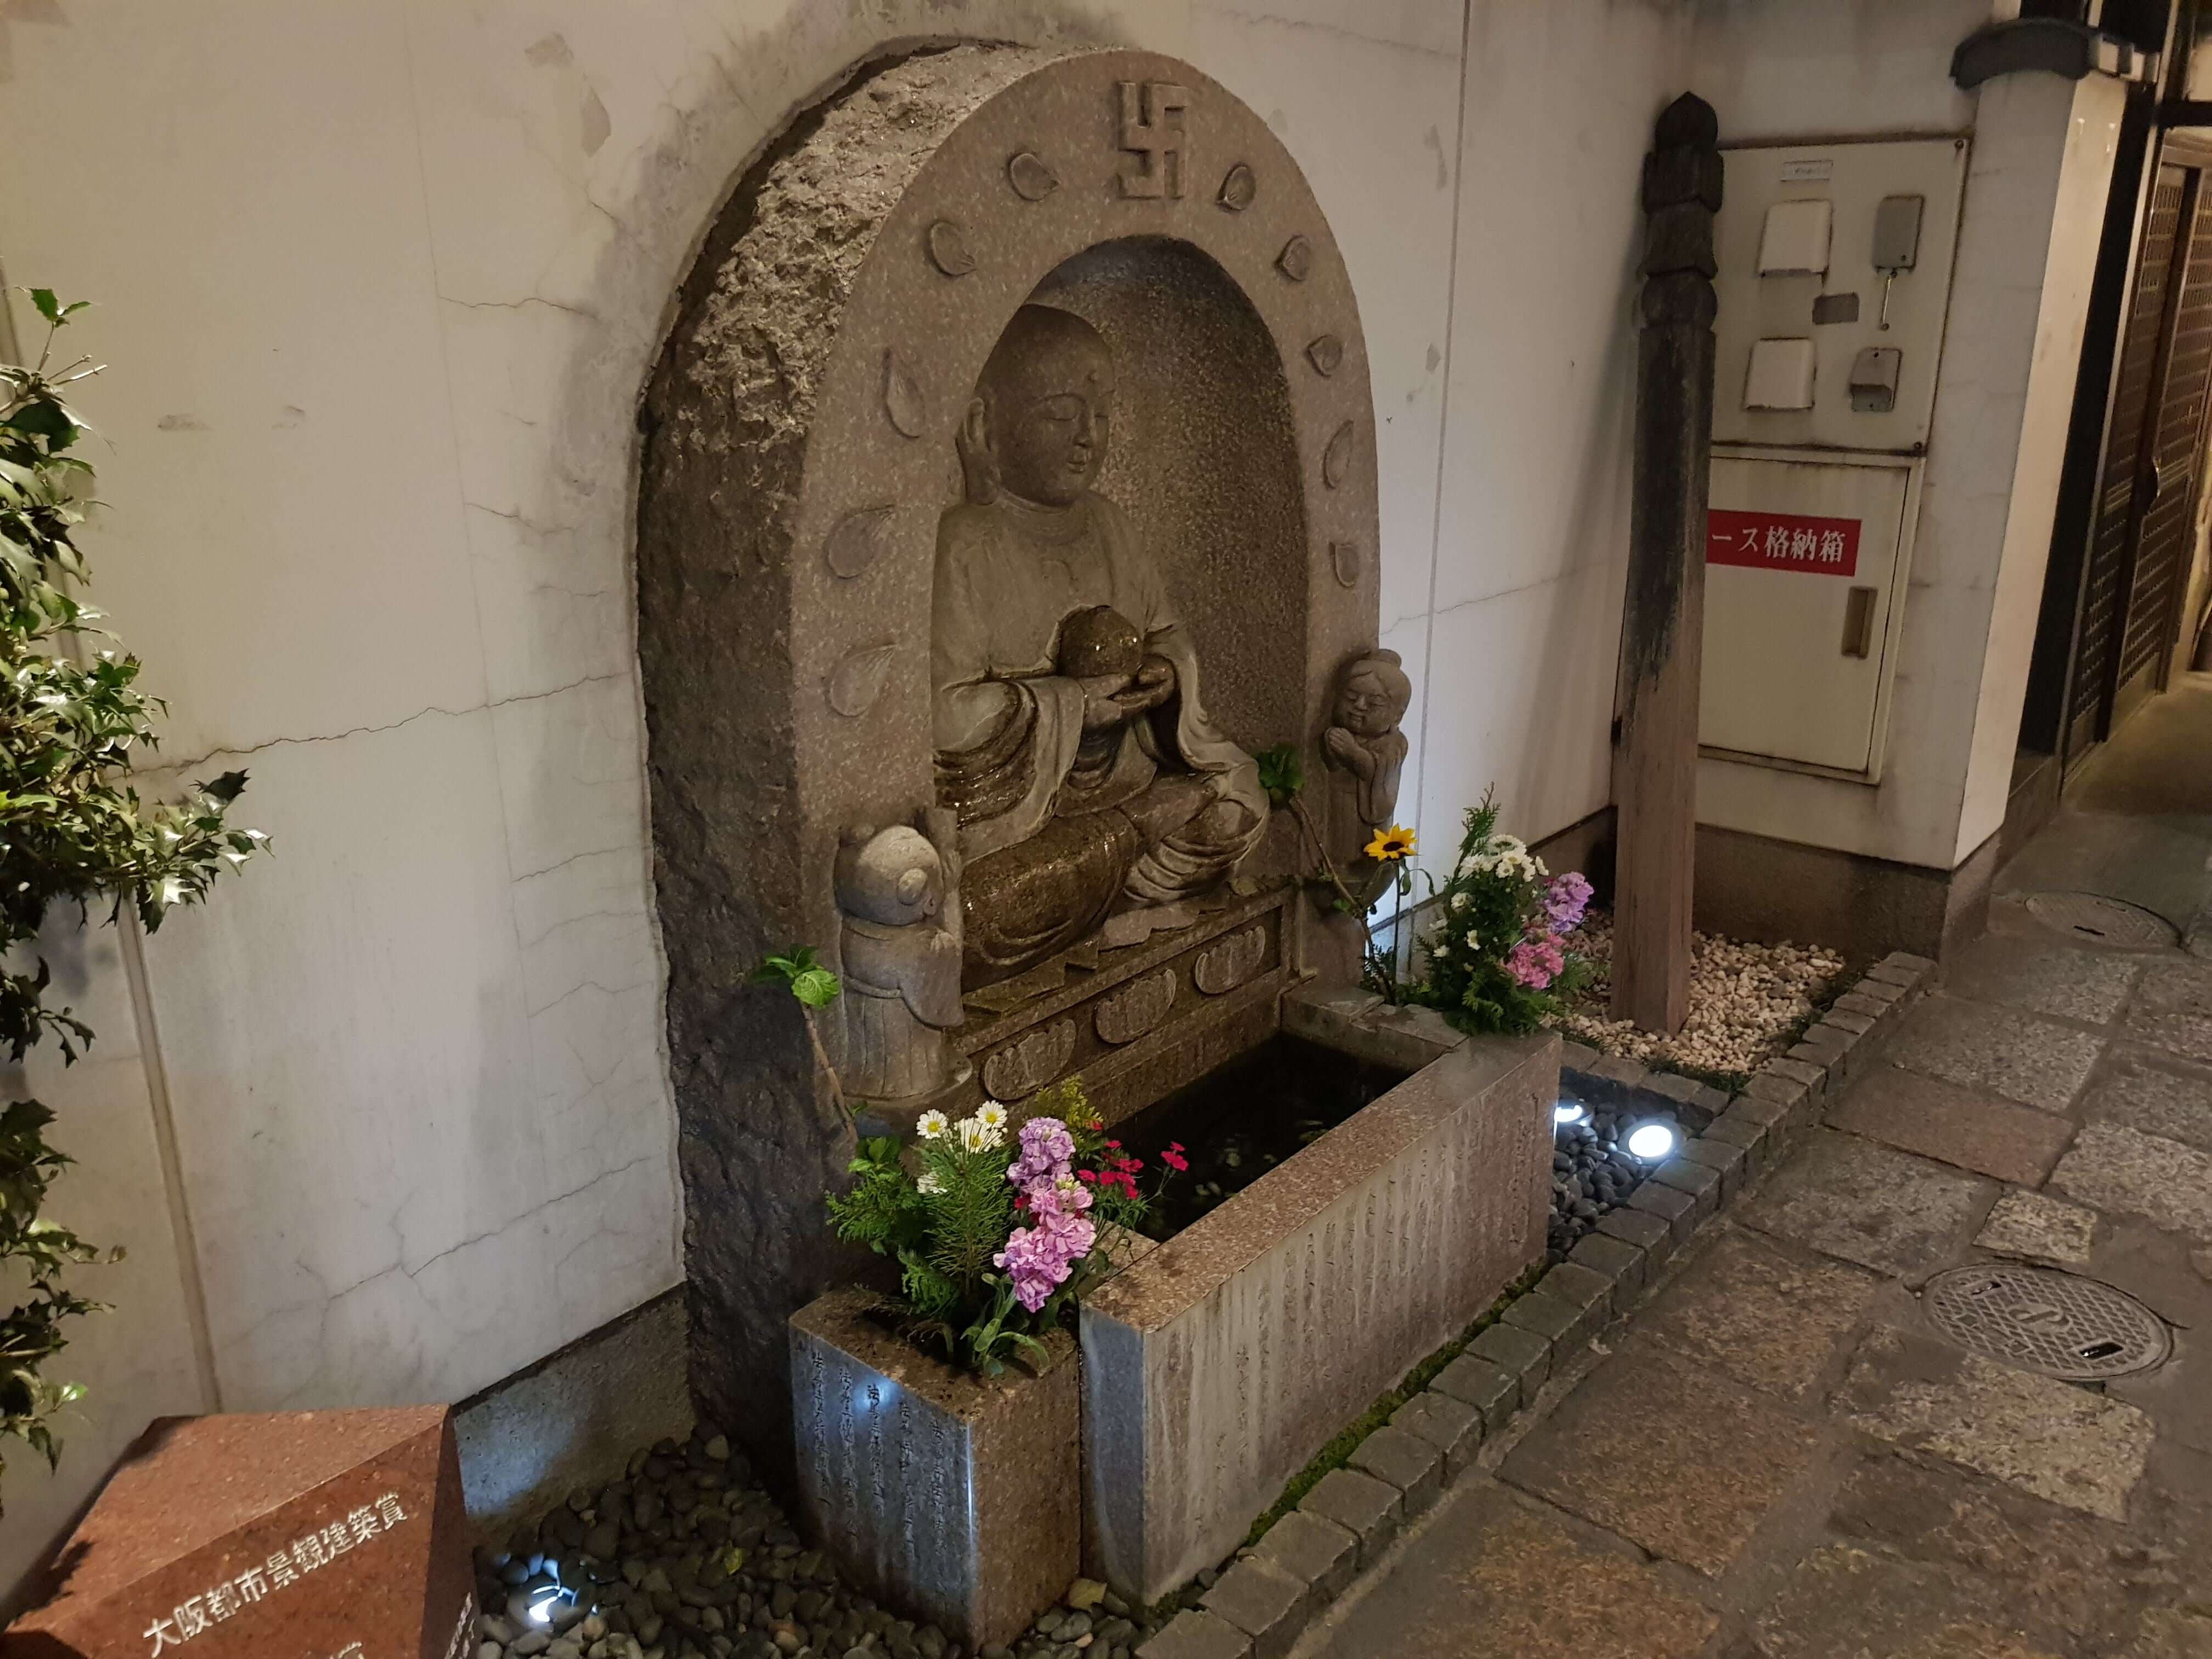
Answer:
[1544, 1101, 1664, 1267]
[1553, 911, 1846, 1080]
[469, 1423, 1177, 1659]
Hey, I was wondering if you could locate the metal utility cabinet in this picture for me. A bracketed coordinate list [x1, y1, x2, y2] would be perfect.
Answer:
[1702, 138, 1968, 780]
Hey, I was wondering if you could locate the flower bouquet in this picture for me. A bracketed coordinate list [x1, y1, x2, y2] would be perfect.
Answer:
[826, 1078, 1183, 1375]
[1416, 790, 1593, 1035]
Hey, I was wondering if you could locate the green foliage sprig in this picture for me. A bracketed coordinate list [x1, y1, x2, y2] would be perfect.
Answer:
[751, 944, 849, 1119]
[1412, 788, 1591, 1035]
[1, 291, 264, 1506]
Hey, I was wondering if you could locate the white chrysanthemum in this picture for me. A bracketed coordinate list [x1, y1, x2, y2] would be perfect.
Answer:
[916, 1170, 944, 1195]
[1449, 892, 1469, 913]
[1464, 928, 1481, 950]
[975, 1102, 1008, 1132]
[956, 1116, 1003, 1153]
[1431, 939, 1451, 958]
[916, 1110, 949, 1140]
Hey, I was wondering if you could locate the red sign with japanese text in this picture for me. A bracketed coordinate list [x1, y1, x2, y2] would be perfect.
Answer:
[1706, 508, 1861, 577]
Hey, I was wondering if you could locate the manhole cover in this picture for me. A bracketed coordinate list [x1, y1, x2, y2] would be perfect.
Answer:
[2022, 891, 2179, 950]
[1922, 1264, 2170, 1381]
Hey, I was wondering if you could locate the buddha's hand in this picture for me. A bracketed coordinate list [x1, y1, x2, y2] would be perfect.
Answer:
[1079, 657, 1175, 730]
[1119, 654, 1175, 714]
[1324, 726, 1375, 778]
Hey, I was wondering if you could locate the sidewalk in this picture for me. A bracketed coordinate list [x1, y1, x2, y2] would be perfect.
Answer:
[1296, 680, 2212, 1659]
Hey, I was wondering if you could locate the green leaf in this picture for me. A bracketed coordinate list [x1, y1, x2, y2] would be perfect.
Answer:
[789, 967, 841, 1008]
[1255, 742, 1305, 806]
[27, 290, 60, 325]
[199, 769, 249, 804]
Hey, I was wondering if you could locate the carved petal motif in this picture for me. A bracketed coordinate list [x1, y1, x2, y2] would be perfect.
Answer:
[1330, 540, 1362, 590]
[982, 1020, 1078, 1102]
[827, 642, 896, 717]
[1306, 334, 1344, 376]
[1094, 968, 1177, 1046]
[1323, 421, 1356, 490]
[883, 351, 927, 438]
[825, 505, 896, 579]
[926, 219, 976, 276]
[1277, 235, 1314, 283]
[1007, 151, 1060, 201]
[1217, 162, 1257, 212]
[1193, 926, 1269, 996]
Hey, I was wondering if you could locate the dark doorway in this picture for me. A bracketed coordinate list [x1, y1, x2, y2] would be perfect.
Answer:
[2027, 122, 2212, 783]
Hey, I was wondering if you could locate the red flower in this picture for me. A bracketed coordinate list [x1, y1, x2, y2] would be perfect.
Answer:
[1076, 1169, 1098, 1184]
[1160, 1149, 1189, 1172]
[1013, 1194, 1029, 1212]
[1104, 1139, 1122, 1149]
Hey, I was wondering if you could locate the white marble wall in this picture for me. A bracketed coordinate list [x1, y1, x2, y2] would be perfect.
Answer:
[0, 0, 1683, 1593]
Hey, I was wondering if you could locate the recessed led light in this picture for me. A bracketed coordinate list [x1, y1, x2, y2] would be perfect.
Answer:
[1553, 1101, 1588, 1126]
[1625, 1120, 1678, 1162]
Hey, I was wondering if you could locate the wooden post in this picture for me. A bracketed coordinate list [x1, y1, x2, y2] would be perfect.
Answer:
[1613, 92, 1720, 1034]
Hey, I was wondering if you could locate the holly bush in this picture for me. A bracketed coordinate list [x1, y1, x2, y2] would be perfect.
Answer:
[1, 290, 263, 1508]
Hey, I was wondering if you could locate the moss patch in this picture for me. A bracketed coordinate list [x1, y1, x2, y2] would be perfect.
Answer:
[1240, 1260, 1547, 1548]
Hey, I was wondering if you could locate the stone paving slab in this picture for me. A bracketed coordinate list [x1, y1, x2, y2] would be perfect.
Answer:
[1304, 1485, 1718, 1659]
[1825, 1065, 2078, 1185]
[1735, 1130, 1991, 1277]
[1974, 1189, 2098, 1263]
[1825, 1444, 2143, 1649]
[1632, 1224, 1879, 1400]
[2125, 960, 2212, 1064]
[1885, 994, 2105, 1111]
[1500, 1347, 1822, 1576]
[1746, 1543, 2068, 1658]
[1839, 1324, 2155, 1521]
[2051, 1121, 2212, 1240]
[1944, 934, 2144, 1025]
[2085, 1049, 2212, 1153]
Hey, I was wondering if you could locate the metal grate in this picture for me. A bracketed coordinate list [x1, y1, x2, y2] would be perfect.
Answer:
[1923, 1265, 2170, 1381]
[2023, 890, 2180, 950]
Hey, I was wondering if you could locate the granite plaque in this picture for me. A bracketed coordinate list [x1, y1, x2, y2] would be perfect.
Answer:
[5, 1406, 472, 1659]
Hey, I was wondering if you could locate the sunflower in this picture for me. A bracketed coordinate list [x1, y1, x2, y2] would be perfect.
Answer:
[1364, 824, 1417, 862]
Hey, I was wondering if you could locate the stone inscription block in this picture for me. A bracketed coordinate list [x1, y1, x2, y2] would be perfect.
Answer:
[792, 1288, 1079, 1650]
[1116, 81, 1189, 199]
[6, 1406, 471, 1659]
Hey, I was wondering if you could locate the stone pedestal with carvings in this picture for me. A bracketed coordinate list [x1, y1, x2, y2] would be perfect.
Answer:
[788, 1287, 1079, 1650]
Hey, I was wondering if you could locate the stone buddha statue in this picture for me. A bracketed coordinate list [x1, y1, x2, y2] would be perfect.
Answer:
[933, 304, 1267, 986]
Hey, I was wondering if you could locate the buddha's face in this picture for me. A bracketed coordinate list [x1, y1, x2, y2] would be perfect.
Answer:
[988, 338, 1114, 508]
[1336, 670, 1400, 740]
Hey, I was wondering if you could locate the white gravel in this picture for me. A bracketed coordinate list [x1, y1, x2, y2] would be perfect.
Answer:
[1552, 911, 1847, 1079]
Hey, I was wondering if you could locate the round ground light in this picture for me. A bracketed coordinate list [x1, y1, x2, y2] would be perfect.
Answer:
[1921, 1263, 2170, 1382]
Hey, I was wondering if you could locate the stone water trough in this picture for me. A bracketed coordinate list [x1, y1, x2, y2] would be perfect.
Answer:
[1080, 988, 1552, 1604]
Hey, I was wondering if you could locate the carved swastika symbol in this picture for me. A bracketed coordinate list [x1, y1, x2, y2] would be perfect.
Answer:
[1117, 80, 1190, 199]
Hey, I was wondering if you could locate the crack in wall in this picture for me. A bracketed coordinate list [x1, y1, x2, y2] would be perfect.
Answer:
[159, 670, 627, 775]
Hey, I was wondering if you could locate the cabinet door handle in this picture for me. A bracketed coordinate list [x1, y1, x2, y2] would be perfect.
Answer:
[1842, 586, 1876, 658]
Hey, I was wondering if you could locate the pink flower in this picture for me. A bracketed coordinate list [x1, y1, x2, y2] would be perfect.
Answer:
[994, 1209, 1098, 1312]
[1160, 1144, 1189, 1173]
[1505, 933, 1567, 990]
[1542, 872, 1593, 933]
[1007, 1118, 1076, 1188]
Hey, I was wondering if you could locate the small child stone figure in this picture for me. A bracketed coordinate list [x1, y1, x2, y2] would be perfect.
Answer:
[834, 810, 965, 1103]
[1323, 648, 1413, 828]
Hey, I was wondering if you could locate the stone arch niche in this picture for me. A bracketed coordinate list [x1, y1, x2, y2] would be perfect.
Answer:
[636, 43, 1379, 1464]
